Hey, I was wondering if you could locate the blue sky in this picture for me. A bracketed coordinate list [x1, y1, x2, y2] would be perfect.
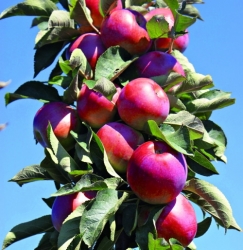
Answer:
[0, 1, 243, 249]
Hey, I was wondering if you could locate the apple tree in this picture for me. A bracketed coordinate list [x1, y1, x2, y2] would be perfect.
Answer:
[1, 0, 242, 249]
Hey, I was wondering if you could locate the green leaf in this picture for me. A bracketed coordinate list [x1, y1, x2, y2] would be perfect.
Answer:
[187, 150, 219, 176]
[2, 215, 53, 250]
[34, 231, 58, 250]
[35, 27, 80, 49]
[99, 0, 122, 17]
[203, 120, 227, 163]
[167, 94, 186, 112]
[164, 0, 197, 32]
[80, 189, 129, 247]
[122, 202, 138, 236]
[48, 10, 75, 28]
[151, 72, 185, 91]
[40, 149, 70, 184]
[136, 206, 163, 250]
[144, 120, 194, 155]
[95, 46, 135, 81]
[91, 132, 122, 178]
[195, 217, 212, 238]
[184, 179, 242, 231]
[164, 111, 204, 140]
[91, 77, 117, 101]
[180, 4, 203, 21]
[186, 89, 235, 114]
[47, 124, 81, 173]
[148, 233, 184, 250]
[0, 0, 58, 20]
[69, 48, 93, 79]
[69, 0, 99, 33]
[71, 130, 93, 164]
[58, 205, 87, 250]
[34, 41, 65, 78]
[31, 16, 49, 30]
[173, 72, 214, 95]
[8, 165, 52, 186]
[171, 50, 195, 73]
[5, 81, 61, 105]
[96, 229, 123, 250]
[146, 15, 170, 39]
[48, 75, 72, 89]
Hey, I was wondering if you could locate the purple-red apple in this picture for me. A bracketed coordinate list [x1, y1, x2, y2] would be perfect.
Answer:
[77, 84, 121, 128]
[144, 8, 189, 53]
[51, 191, 96, 232]
[133, 51, 185, 78]
[96, 122, 144, 173]
[33, 102, 79, 150]
[156, 193, 197, 247]
[66, 33, 106, 70]
[127, 141, 187, 204]
[117, 78, 169, 131]
[100, 9, 151, 55]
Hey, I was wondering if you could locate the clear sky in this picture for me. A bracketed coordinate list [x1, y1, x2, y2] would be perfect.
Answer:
[0, 1, 243, 249]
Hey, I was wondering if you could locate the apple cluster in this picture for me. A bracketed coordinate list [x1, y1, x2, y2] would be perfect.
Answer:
[32, 0, 197, 248]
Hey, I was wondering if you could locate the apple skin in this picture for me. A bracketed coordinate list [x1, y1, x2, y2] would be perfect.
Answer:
[100, 9, 151, 55]
[51, 191, 96, 232]
[117, 78, 170, 131]
[85, 0, 123, 28]
[127, 141, 187, 204]
[33, 102, 79, 150]
[134, 51, 185, 78]
[156, 193, 197, 247]
[96, 122, 145, 173]
[77, 84, 121, 129]
[144, 8, 189, 53]
[66, 33, 106, 70]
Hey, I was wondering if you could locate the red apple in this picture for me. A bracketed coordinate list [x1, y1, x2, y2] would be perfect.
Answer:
[51, 191, 96, 232]
[133, 51, 185, 78]
[100, 9, 151, 55]
[156, 193, 197, 247]
[144, 8, 189, 53]
[85, 0, 123, 28]
[96, 122, 144, 173]
[127, 141, 187, 204]
[77, 84, 121, 128]
[117, 78, 169, 131]
[33, 102, 79, 150]
[66, 33, 106, 70]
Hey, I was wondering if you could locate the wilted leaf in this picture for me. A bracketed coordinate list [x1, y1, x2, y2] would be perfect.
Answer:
[0, 0, 58, 20]
[9, 165, 53, 186]
[2, 215, 53, 250]
[80, 189, 129, 247]
[0, 123, 7, 131]
[184, 179, 242, 231]
[5, 81, 61, 105]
